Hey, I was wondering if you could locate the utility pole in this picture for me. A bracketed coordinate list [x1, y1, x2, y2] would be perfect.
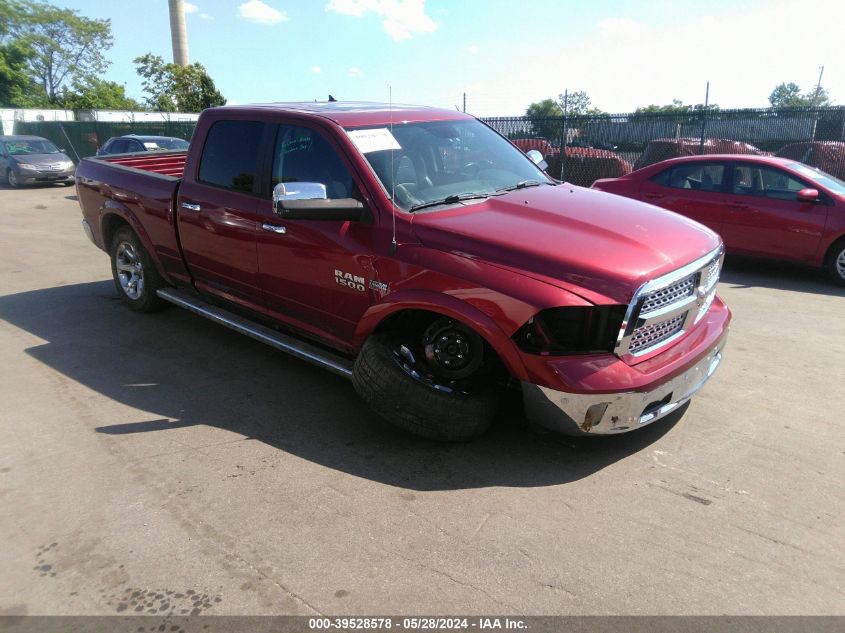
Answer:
[168, 0, 190, 66]
[462, 92, 466, 113]
[812, 65, 825, 107]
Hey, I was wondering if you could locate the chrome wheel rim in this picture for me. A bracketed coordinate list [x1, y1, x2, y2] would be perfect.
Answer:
[837, 249, 845, 280]
[115, 241, 144, 300]
[8, 171, 18, 186]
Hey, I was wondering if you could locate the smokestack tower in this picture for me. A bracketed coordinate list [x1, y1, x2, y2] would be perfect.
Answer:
[168, 0, 189, 66]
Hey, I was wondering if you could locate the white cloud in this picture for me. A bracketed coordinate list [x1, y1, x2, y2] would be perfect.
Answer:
[348, 66, 364, 77]
[311, 65, 322, 73]
[238, 0, 288, 25]
[183, 2, 199, 13]
[326, 0, 437, 41]
[461, 0, 845, 117]
[199, 12, 213, 20]
[467, 44, 478, 55]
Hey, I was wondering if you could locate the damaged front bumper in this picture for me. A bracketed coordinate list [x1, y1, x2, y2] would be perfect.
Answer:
[521, 329, 728, 436]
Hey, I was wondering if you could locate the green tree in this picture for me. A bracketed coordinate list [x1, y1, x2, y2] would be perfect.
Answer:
[0, 40, 48, 107]
[525, 98, 563, 140]
[768, 82, 829, 108]
[559, 90, 605, 116]
[4, 0, 113, 103]
[134, 53, 226, 113]
[58, 77, 142, 111]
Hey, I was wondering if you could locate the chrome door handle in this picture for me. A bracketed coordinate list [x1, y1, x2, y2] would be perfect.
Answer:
[262, 223, 287, 234]
[180, 202, 201, 212]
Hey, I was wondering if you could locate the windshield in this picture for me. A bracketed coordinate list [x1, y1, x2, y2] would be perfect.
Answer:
[787, 162, 845, 196]
[7, 139, 61, 155]
[346, 119, 553, 211]
[142, 138, 189, 150]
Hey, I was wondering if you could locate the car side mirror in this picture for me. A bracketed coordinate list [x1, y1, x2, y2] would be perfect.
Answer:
[526, 149, 548, 171]
[797, 188, 819, 203]
[273, 182, 365, 221]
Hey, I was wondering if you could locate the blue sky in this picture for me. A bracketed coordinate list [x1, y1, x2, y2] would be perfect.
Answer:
[54, 0, 842, 116]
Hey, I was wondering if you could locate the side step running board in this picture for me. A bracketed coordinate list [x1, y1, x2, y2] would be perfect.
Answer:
[156, 288, 353, 379]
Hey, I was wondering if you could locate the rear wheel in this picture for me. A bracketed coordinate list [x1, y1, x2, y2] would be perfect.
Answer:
[352, 318, 500, 441]
[109, 226, 167, 312]
[827, 239, 845, 286]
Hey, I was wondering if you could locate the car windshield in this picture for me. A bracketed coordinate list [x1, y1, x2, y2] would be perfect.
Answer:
[141, 138, 189, 150]
[7, 140, 61, 155]
[345, 119, 553, 211]
[788, 162, 845, 195]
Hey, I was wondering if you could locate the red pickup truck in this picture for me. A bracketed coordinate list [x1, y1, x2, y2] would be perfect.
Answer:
[75, 102, 730, 441]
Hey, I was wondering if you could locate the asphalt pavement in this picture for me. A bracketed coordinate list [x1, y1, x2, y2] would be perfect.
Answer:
[0, 184, 843, 616]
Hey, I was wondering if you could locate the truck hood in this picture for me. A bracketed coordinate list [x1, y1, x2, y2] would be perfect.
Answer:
[410, 184, 721, 304]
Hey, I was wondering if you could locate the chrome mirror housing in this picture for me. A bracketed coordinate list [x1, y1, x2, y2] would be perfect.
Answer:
[272, 182, 327, 208]
[526, 149, 548, 171]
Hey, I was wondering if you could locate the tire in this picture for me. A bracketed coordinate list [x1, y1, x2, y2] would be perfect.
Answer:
[826, 239, 845, 287]
[352, 331, 499, 441]
[62, 181, 75, 187]
[7, 169, 20, 188]
[109, 226, 167, 312]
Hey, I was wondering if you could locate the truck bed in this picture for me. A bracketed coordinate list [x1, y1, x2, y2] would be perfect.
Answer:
[96, 150, 187, 178]
[76, 150, 190, 285]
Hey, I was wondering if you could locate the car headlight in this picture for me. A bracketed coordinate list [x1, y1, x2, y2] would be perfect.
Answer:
[61, 160, 74, 168]
[16, 163, 37, 170]
[513, 305, 627, 355]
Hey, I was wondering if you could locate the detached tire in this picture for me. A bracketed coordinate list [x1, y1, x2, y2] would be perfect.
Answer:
[826, 239, 845, 287]
[352, 331, 499, 441]
[109, 226, 167, 312]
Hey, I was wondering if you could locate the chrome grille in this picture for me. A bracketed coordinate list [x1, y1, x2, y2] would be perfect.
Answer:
[616, 247, 724, 359]
[628, 313, 685, 354]
[640, 275, 695, 315]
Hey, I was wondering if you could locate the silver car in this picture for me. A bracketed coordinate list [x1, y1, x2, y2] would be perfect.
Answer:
[0, 135, 76, 187]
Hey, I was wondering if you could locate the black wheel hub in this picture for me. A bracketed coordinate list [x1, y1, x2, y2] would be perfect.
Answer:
[422, 319, 483, 380]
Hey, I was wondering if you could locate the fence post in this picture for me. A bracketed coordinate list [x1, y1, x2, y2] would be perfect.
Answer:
[559, 90, 569, 181]
[698, 81, 710, 155]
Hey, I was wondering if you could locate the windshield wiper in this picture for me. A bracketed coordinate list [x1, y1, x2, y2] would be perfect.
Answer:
[408, 193, 490, 212]
[495, 180, 543, 194]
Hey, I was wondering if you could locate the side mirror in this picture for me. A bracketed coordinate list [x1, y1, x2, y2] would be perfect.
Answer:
[526, 149, 548, 171]
[797, 188, 819, 203]
[273, 182, 365, 221]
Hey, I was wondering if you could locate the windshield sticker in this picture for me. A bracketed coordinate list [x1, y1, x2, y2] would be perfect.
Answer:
[347, 128, 401, 154]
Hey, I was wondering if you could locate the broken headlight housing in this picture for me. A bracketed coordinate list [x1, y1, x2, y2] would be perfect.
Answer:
[513, 305, 627, 355]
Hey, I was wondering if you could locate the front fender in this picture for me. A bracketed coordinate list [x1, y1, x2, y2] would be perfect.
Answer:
[353, 289, 529, 381]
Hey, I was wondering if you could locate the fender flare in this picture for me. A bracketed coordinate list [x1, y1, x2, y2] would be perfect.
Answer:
[99, 200, 172, 284]
[353, 289, 529, 381]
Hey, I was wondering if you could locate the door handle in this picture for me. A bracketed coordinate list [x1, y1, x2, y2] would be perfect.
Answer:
[180, 202, 201, 212]
[262, 223, 287, 234]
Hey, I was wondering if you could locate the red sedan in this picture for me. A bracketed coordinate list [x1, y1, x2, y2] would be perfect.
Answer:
[593, 155, 845, 285]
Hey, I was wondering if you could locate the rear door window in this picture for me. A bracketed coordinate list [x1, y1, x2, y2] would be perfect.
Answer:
[109, 139, 129, 154]
[198, 120, 265, 194]
[659, 163, 725, 192]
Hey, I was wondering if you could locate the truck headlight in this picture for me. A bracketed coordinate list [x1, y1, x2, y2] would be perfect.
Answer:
[513, 305, 627, 355]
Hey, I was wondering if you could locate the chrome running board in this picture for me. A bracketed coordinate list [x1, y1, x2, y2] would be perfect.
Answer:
[156, 288, 353, 379]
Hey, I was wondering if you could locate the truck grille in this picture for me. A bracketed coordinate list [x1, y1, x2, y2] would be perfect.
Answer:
[616, 247, 723, 359]
[628, 313, 686, 354]
[639, 276, 695, 315]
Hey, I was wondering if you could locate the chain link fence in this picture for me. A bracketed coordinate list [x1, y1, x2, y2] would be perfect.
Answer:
[11, 107, 845, 185]
[482, 107, 845, 187]
[11, 120, 197, 162]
